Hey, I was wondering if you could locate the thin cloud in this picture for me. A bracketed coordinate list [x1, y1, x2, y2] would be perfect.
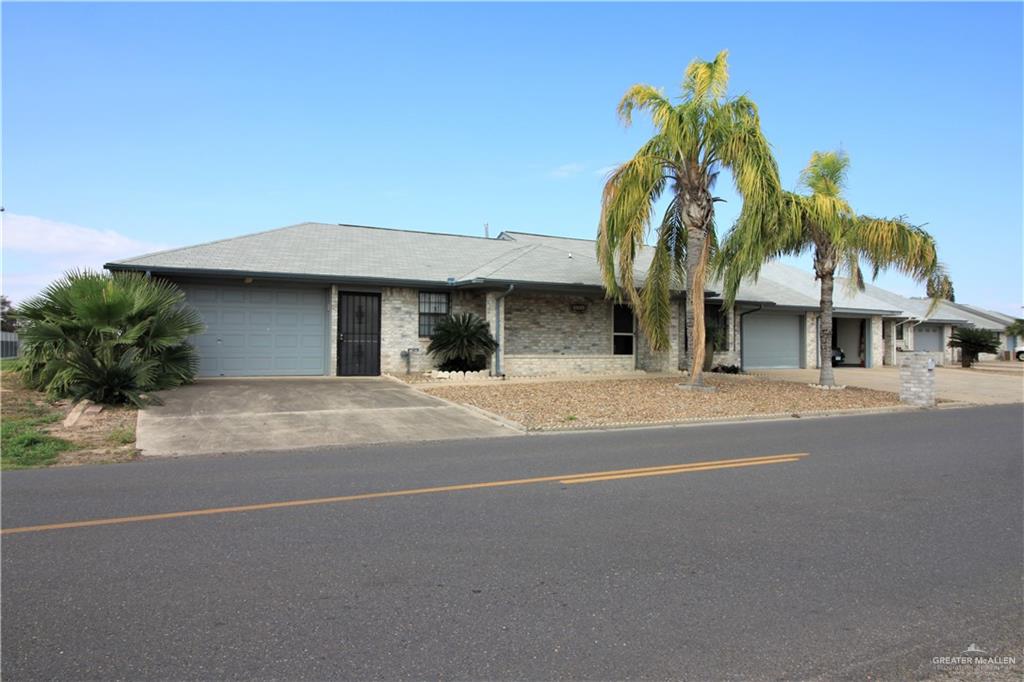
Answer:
[2, 213, 170, 304]
[547, 162, 586, 179]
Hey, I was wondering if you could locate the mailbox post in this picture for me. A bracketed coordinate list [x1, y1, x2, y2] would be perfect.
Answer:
[899, 352, 936, 407]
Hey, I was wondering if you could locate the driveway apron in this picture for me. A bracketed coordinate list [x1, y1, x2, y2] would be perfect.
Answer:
[136, 378, 517, 456]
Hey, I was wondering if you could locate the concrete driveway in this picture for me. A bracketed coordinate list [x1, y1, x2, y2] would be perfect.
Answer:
[758, 366, 1024, 404]
[136, 378, 518, 456]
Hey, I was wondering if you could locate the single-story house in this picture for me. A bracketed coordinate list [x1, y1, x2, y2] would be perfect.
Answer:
[104, 222, 1010, 377]
[943, 303, 1020, 361]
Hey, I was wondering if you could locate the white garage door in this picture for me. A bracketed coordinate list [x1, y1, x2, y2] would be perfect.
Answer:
[915, 324, 943, 352]
[183, 284, 327, 377]
[743, 313, 802, 369]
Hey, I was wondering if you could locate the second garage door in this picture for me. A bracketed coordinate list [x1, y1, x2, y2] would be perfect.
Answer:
[743, 312, 802, 369]
[184, 284, 327, 377]
[915, 324, 943, 352]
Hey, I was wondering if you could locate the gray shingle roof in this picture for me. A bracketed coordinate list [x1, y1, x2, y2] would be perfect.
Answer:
[107, 221, 979, 323]
[110, 222, 529, 285]
[109, 223, 662, 291]
[736, 262, 901, 313]
[944, 303, 1016, 329]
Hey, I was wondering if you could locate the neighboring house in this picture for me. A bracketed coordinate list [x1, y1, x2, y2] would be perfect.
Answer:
[104, 222, 1000, 378]
[944, 303, 1019, 360]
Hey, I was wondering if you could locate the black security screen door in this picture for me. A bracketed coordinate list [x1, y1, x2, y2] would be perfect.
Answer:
[338, 292, 381, 376]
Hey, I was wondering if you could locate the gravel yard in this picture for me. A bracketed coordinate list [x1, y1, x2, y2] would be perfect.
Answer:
[422, 374, 902, 430]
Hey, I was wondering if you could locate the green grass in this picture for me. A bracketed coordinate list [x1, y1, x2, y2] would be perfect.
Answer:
[1, 365, 75, 469]
[106, 427, 136, 445]
[1, 412, 74, 469]
[0, 357, 22, 372]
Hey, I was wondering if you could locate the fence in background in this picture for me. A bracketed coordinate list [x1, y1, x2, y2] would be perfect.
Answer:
[1, 331, 20, 359]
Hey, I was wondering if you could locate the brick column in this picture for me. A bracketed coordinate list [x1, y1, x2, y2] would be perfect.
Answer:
[899, 352, 936, 407]
[869, 316, 884, 368]
[328, 285, 339, 376]
[485, 291, 506, 376]
[804, 312, 818, 369]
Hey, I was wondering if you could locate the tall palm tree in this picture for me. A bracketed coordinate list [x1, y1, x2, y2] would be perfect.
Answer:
[597, 50, 781, 387]
[719, 150, 943, 387]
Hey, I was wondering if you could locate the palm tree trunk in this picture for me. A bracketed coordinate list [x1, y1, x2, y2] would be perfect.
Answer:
[818, 271, 836, 387]
[681, 177, 714, 387]
[686, 226, 708, 386]
[684, 240, 696, 376]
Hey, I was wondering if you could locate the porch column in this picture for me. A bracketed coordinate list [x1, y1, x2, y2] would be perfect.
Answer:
[804, 313, 819, 369]
[485, 291, 506, 376]
[328, 284, 339, 376]
[868, 316, 883, 368]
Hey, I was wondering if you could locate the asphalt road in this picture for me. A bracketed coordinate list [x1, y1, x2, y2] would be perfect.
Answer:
[3, 405, 1022, 680]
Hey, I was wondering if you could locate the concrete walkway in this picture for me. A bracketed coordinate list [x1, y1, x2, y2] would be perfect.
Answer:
[137, 377, 518, 456]
[757, 366, 1023, 405]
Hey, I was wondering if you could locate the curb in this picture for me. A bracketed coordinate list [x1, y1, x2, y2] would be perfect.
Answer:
[400, 377, 527, 433]
[524, 403, 958, 433]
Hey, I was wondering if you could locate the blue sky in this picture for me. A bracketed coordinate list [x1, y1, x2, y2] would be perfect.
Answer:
[3, 2, 1022, 315]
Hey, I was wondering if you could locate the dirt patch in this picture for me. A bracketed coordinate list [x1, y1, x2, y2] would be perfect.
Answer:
[1, 369, 139, 467]
[422, 374, 902, 430]
[45, 405, 139, 466]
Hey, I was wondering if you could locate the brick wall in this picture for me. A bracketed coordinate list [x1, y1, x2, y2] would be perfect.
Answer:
[500, 292, 645, 376]
[504, 293, 613, 355]
[899, 352, 936, 406]
[636, 298, 680, 372]
[681, 303, 741, 370]
[503, 355, 637, 376]
[330, 287, 487, 376]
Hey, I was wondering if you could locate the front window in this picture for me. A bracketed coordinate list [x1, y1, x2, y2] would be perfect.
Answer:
[706, 304, 729, 352]
[896, 324, 904, 341]
[418, 292, 450, 337]
[613, 304, 634, 355]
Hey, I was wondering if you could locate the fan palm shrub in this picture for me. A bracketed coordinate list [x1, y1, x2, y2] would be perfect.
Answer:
[426, 313, 497, 372]
[598, 50, 782, 387]
[948, 328, 1000, 368]
[719, 150, 943, 387]
[17, 270, 204, 406]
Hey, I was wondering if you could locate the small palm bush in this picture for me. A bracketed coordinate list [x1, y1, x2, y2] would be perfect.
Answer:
[426, 313, 497, 372]
[947, 328, 1000, 368]
[17, 270, 204, 406]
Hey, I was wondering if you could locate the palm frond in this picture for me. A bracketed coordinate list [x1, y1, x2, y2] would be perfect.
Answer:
[683, 49, 729, 102]
[597, 139, 669, 302]
[617, 84, 675, 131]
[638, 197, 686, 350]
[800, 150, 849, 198]
[15, 270, 205, 404]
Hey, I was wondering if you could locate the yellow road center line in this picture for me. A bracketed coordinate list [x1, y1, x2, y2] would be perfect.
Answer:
[1, 453, 808, 536]
[559, 457, 804, 484]
[556, 453, 804, 481]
